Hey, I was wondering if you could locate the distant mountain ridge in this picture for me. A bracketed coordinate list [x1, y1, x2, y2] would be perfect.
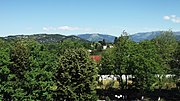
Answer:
[1, 31, 180, 43]
[77, 33, 116, 43]
[130, 31, 180, 42]
[1, 34, 89, 43]
[77, 31, 180, 43]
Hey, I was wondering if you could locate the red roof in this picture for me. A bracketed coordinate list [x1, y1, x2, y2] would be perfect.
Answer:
[90, 55, 101, 62]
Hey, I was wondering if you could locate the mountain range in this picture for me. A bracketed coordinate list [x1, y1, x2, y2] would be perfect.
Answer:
[130, 31, 180, 42]
[77, 33, 116, 43]
[1, 34, 89, 43]
[1, 31, 180, 43]
[77, 31, 180, 42]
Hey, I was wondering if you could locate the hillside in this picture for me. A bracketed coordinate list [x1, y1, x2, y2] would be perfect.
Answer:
[130, 31, 180, 42]
[2, 34, 89, 43]
[77, 31, 180, 43]
[77, 33, 116, 43]
[1, 32, 180, 43]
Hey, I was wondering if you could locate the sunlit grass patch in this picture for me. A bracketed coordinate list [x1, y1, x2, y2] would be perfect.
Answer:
[97, 80, 119, 89]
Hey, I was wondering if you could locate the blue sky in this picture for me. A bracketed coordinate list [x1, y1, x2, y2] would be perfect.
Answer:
[0, 0, 180, 37]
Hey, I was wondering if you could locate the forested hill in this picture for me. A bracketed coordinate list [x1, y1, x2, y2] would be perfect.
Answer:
[77, 33, 116, 42]
[1, 31, 180, 43]
[1, 34, 90, 43]
[77, 32, 180, 43]
[130, 31, 180, 42]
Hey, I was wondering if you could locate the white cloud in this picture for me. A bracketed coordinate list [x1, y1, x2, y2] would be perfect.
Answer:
[163, 15, 180, 23]
[57, 26, 80, 31]
[43, 27, 57, 31]
[43, 27, 49, 31]
[170, 15, 176, 18]
[163, 16, 170, 20]
[171, 18, 180, 23]
[42, 26, 91, 31]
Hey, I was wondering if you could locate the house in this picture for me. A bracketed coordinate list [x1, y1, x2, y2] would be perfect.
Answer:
[90, 55, 101, 63]
[103, 45, 107, 50]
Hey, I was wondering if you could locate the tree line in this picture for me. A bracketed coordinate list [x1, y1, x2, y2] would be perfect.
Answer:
[0, 30, 179, 100]
[100, 30, 180, 91]
[0, 39, 98, 100]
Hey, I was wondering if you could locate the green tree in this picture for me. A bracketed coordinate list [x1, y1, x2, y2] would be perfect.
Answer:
[95, 42, 102, 52]
[9, 40, 30, 78]
[2, 39, 58, 100]
[114, 37, 118, 44]
[105, 32, 165, 90]
[57, 39, 86, 55]
[23, 40, 57, 100]
[154, 31, 178, 72]
[55, 48, 98, 101]
[169, 41, 180, 80]
[101, 39, 106, 46]
[100, 48, 115, 75]
[6, 40, 30, 100]
[0, 39, 11, 100]
[131, 40, 164, 90]
[153, 31, 178, 88]
[114, 32, 134, 89]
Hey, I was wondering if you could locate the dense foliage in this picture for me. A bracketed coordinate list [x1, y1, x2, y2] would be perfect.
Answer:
[0, 31, 179, 100]
[55, 48, 98, 100]
[100, 31, 179, 91]
[0, 39, 97, 100]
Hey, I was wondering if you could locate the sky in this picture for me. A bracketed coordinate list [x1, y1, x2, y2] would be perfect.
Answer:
[0, 0, 180, 37]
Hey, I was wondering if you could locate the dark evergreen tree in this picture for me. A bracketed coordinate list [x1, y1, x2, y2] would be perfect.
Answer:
[55, 48, 98, 101]
[102, 39, 106, 46]
[169, 41, 180, 81]
[0, 40, 11, 100]
[114, 37, 118, 44]
[23, 40, 57, 100]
